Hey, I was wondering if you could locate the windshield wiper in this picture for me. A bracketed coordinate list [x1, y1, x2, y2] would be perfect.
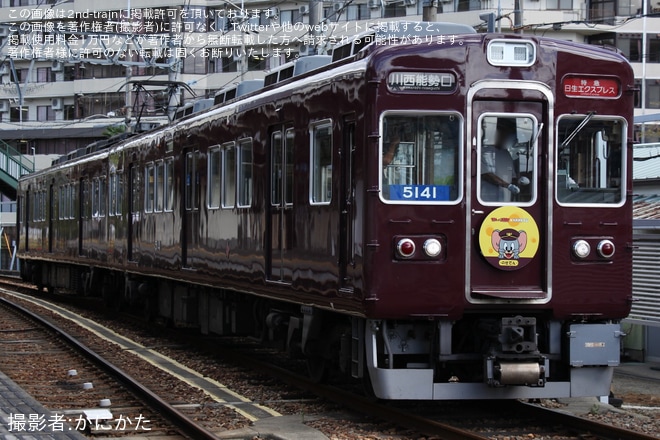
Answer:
[560, 111, 595, 148]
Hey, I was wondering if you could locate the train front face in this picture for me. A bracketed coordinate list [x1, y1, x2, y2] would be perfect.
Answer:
[363, 34, 634, 400]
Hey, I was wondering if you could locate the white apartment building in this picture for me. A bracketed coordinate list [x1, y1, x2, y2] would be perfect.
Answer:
[0, 0, 657, 158]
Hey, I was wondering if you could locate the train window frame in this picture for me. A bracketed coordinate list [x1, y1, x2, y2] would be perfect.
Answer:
[130, 167, 141, 215]
[155, 160, 164, 213]
[477, 113, 539, 207]
[237, 138, 253, 208]
[379, 110, 463, 205]
[92, 177, 106, 218]
[285, 129, 294, 207]
[164, 158, 174, 212]
[145, 163, 155, 213]
[185, 151, 200, 212]
[82, 179, 90, 219]
[310, 119, 333, 206]
[555, 114, 627, 207]
[92, 178, 99, 218]
[58, 184, 65, 220]
[115, 171, 123, 216]
[208, 145, 222, 210]
[271, 131, 283, 207]
[99, 176, 106, 217]
[222, 142, 237, 209]
[109, 169, 119, 217]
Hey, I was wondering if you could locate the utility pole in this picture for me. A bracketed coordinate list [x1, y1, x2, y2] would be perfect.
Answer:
[423, 0, 437, 22]
[514, 0, 523, 33]
[167, 7, 181, 122]
[309, 0, 323, 55]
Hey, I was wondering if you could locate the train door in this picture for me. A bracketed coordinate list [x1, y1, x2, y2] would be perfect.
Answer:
[468, 85, 550, 302]
[339, 117, 356, 293]
[267, 127, 294, 283]
[182, 149, 200, 268]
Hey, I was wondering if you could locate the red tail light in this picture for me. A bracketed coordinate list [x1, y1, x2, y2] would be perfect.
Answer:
[396, 238, 416, 258]
[597, 240, 615, 258]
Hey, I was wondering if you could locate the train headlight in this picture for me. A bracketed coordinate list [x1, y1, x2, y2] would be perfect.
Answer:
[396, 238, 416, 259]
[423, 238, 442, 258]
[487, 39, 536, 67]
[572, 240, 591, 259]
[597, 240, 615, 258]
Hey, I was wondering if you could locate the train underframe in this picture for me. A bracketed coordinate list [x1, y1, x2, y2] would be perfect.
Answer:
[24, 260, 623, 400]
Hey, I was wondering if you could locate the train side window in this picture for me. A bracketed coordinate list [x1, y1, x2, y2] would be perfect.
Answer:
[310, 120, 333, 205]
[185, 151, 199, 211]
[222, 142, 236, 209]
[59, 185, 64, 220]
[271, 132, 283, 206]
[155, 161, 164, 212]
[164, 158, 173, 212]
[109, 171, 117, 217]
[238, 138, 253, 208]
[70, 183, 76, 219]
[208, 146, 221, 209]
[92, 178, 99, 217]
[285, 129, 294, 206]
[71, 182, 78, 219]
[145, 164, 155, 213]
[115, 173, 123, 216]
[68, 184, 73, 219]
[99, 177, 106, 217]
[130, 167, 141, 214]
[556, 116, 626, 205]
[91, 178, 106, 218]
[381, 113, 462, 204]
[82, 179, 90, 219]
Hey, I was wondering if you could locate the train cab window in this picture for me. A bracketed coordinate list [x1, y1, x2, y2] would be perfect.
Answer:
[380, 113, 461, 203]
[208, 146, 221, 209]
[478, 115, 538, 205]
[222, 142, 236, 209]
[238, 139, 253, 208]
[556, 116, 626, 205]
[310, 121, 333, 205]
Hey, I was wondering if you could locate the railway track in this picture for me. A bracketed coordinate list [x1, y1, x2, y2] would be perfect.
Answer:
[0, 275, 657, 439]
[0, 287, 236, 439]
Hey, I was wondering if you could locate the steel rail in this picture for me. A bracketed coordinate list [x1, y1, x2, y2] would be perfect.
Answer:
[0, 295, 220, 440]
[193, 339, 489, 440]
[515, 400, 660, 440]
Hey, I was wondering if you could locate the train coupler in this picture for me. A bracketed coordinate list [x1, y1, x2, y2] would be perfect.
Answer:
[485, 356, 548, 387]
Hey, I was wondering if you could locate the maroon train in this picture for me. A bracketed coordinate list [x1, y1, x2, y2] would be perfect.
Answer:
[17, 23, 634, 399]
